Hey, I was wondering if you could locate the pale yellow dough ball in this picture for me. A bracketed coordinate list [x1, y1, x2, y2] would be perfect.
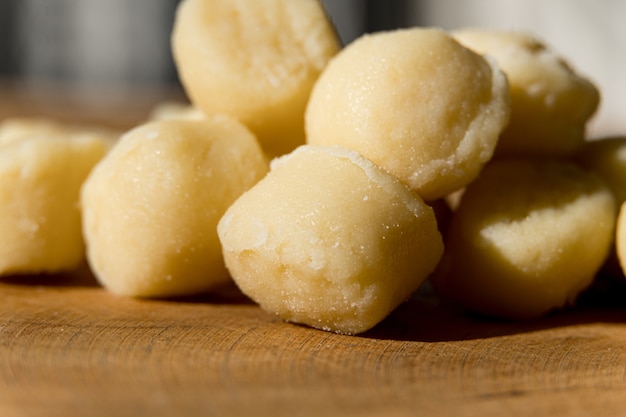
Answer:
[81, 118, 269, 297]
[148, 101, 207, 122]
[217, 145, 444, 335]
[0, 117, 119, 148]
[614, 201, 626, 276]
[453, 29, 600, 158]
[577, 136, 626, 279]
[172, 0, 341, 157]
[305, 27, 510, 201]
[576, 136, 626, 206]
[433, 159, 615, 319]
[0, 123, 110, 275]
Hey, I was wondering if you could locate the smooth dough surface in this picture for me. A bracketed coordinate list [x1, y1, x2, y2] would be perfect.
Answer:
[218, 145, 444, 334]
[172, 0, 341, 157]
[576, 136, 626, 206]
[81, 117, 269, 297]
[0, 122, 111, 275]
[305, 27, 510, 201]
[149, 101, 207, 122]
[453, 29, 600, 158]
[615, 201, 626, 277]
[433, 159, 615, 319]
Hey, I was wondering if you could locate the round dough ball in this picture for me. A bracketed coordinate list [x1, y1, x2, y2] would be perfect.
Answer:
[433, 159, 615, 319]
[0, 130, 110, 275]
[453, 29, 600, 158]
[614, 201, 626, 277]
[0, 117, 119, 148]
[81, 117, 269, 297]
[0, 118, 62, 146]
[576, 136, 626, 279]
[171, 0, 341, 157]
[217, 144, 444, 335]
[305, 27, 510, 201]
[575, 136, 626, 206]
[149, 101, 207, 122]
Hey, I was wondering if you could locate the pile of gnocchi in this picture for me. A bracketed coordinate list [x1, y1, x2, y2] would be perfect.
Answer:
[2, 0, 625, 335]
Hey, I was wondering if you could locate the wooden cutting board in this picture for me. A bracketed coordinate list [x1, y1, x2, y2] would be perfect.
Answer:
[2, 269, 626, 417]
[2, 83, 626, 417]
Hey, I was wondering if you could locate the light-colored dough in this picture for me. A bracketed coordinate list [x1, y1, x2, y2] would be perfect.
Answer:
[433, 159, 615, 319]
[171, 0, 341, 157]
[218, 144, 444, 334]
[0, 117, 119, 148]
[453, 29, 600, 158]
[305, 27, 510, 201]
[614, 201, 626, 277]
[576, 136, 626, 279]
[149, 101, 206, 122]
[0, 125, 110, 275]
[81, 117, 269, 297]
[575, 136, 626, 206]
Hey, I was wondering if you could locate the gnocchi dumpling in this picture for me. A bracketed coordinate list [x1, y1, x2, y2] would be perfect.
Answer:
[172, 0, 341, 157]
[432, 159, 615, 319]
[306, 27, 510, 201]
[218, 145, 444, 334]
[81, 117, 269, 297]
[0, 120, 112, 275]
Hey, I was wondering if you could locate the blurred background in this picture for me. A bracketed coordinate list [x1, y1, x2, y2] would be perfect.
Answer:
[0, 0, 623, 134]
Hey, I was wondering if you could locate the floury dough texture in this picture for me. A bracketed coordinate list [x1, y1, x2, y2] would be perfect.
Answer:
[81, 118, 269, 297]
[171, 0, 341, 157]
[453, 29, 600, 158]
[0, 119, 113, 275]
[217, 145, 444, 335]
[432, 159, 615, 320]
[305, 27, 510, 201]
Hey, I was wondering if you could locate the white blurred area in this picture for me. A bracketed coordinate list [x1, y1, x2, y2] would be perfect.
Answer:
[0, 0, 180, 88]
[323, 0, 625, 137]
[417, 0, 626, 137]
[15, 0, 177, 86]
[1, 1, 623, 135]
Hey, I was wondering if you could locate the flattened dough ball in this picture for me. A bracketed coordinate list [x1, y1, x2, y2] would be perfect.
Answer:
[305, 27, 510, 201]
[172, 0, 341, 157]
[81, 118, 269, 297]
[453, 29, 600, 158]
[217, 145, 444, 334]
[433, 159, 615, 319]
[0, 128, 110, 275]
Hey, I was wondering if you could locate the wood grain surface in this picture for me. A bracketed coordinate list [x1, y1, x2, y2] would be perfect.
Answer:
[2, 268, 626, 417]
[2, 84, 626, 417]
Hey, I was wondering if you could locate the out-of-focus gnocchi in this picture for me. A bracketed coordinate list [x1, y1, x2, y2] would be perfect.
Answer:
[0, 119, 113, 275]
